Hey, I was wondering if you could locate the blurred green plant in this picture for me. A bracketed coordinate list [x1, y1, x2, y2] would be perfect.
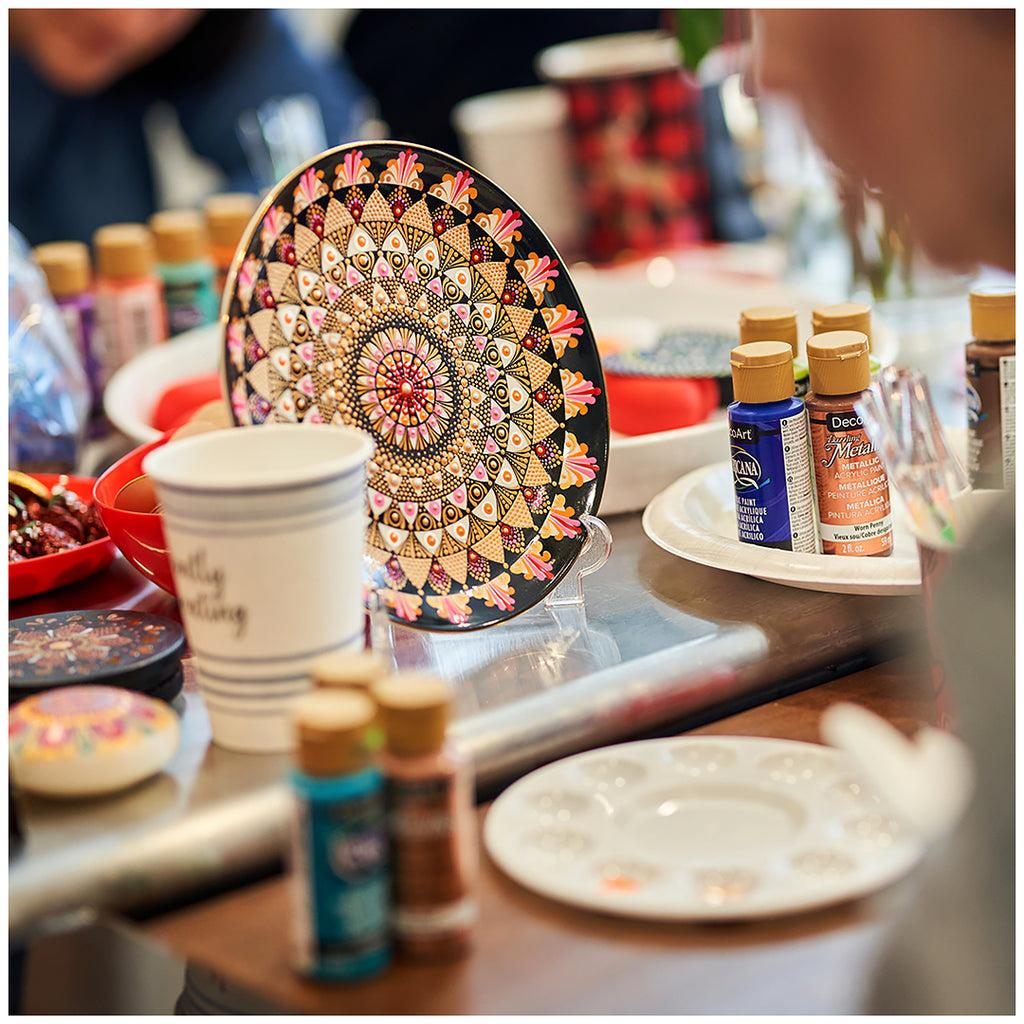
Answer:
[672, 9, 725, 71]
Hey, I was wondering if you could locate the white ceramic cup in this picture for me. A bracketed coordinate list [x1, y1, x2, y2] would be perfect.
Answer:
[451, 85, 582, 257]
[144, 424, 374, 752]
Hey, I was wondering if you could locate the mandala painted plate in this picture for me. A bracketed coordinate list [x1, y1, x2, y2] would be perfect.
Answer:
[222, 142, 609, 630]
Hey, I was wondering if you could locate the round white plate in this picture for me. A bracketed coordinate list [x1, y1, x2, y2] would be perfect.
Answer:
[642, 462, 922, 594]
[103, 325, 221, 444]
[484, 736, 925, 921]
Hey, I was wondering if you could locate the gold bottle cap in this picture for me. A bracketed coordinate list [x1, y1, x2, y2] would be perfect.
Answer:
[730, 342, 795, 403]
[969, 287, 1015, 341]
[310, 650, 388, 693]
[290, 689, 375, 776]
[149, 209, 208, 264]
[32, 241, 91, 298]
[93, 223, 155, 279]
[204, 193, 259, 249]
[372, 673, 452, 758]
[738, 306, 799, 357]
[805, 331, 871, 395]
[811, 302, 872, 350]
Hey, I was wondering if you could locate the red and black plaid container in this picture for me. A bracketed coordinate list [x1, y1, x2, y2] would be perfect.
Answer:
[539, 31, 713, 263]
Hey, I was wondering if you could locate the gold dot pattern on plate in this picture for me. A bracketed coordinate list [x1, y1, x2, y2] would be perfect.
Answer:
[524, 828, 594, 863]
[577, 758, 647, 790]
[222, 144, 608, 630]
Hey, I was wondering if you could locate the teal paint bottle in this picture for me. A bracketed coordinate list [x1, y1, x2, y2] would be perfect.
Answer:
[149, 210, 219, 337]
[289, 690, 390, 981]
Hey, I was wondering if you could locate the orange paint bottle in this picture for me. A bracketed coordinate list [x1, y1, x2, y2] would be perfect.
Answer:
[805, 330, 893, 557]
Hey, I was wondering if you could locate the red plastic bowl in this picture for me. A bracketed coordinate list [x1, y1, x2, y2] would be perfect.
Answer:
[9, 474, 118, 600]
[93, 435, 176, 595]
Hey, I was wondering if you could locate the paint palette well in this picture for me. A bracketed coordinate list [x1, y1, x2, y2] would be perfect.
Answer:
[220, 141, 609, 630]
[484, 736, 926, 920]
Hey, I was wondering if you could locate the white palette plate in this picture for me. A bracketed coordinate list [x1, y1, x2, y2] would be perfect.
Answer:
[642, 462, 922, 595]
[484, 736, 925, 921]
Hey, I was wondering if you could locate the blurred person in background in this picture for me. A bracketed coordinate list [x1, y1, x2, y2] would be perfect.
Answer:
[751, 9, 1013, 1014]
[10, 8, 369, 246]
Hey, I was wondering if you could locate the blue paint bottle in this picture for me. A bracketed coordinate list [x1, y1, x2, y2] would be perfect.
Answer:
[289, 689, 390, 981]
[728, 341, 818, 552]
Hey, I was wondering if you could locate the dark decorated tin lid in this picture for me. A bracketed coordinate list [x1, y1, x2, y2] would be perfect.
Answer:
[8, 610, 186, 704]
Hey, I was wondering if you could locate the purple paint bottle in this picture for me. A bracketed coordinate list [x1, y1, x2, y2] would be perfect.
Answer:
[32, 241, 104, 433]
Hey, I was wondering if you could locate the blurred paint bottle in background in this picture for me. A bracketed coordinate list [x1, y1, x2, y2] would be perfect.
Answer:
[965, 286, 1015, 490]
[150, 209, 219, 337]
[92, 223, 167, 385]
[204, 192, 259, 302]
[32, 240, 104, 432]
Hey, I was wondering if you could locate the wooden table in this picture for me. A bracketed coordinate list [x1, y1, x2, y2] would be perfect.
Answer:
[143, 651, 935, 1016]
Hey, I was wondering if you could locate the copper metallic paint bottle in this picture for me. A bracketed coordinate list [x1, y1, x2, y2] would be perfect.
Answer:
[805, 331, 894, 557]
[373, 673, 477, 961]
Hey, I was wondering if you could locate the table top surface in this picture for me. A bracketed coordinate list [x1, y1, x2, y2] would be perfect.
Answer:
[139, 652, 937, 1016]
[9, 509, 925, 933]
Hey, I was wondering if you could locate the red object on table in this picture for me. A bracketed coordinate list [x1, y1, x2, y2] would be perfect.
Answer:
[152, 374, 222, 433]
[8, 475, 117, 600]
[93, 435, 177, 596]
[603, 371, 717, 436]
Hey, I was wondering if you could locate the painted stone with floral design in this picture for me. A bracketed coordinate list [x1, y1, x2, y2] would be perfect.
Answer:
[9, 685, 180, 798]
[222, 142, 609, 630]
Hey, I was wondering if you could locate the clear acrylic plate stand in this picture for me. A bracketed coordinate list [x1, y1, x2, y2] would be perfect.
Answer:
[367, 515, 617, 716]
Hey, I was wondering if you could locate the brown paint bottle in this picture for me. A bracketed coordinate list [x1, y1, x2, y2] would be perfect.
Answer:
[374, 673, 477, 961]
[805, 331, 894, 557]
[966, 287, 1015, 490]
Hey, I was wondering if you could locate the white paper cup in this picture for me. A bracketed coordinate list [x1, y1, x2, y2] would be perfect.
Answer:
[452, 85, 582, 257]
[144, 424, 374, 752]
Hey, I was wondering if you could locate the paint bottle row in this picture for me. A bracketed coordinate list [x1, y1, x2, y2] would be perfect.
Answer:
[30, 192, 258, 428]
[728, 330, 893, 558]
[288, 652, 477, 982]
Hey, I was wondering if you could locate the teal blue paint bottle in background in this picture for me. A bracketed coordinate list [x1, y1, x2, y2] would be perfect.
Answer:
[149, 210, 219, 337]
[288, 690, 391, 981]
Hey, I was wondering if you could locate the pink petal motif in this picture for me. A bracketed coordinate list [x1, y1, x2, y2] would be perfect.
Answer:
[380, 149, 425, 190]
[237, 256, 261, 309]
[515, 253, 560, 304]
[332, 150, 374, 189]
[226, 319, 246, 372]
[559, 433, 600, 488]
[91, 719, 126, 740]
[292, 167, 328, 213]
[471, 572, 516, 611]
[540, 304, 584, 358]
[40, 723, 71, 748]
[385, 589, 423, 623]
[428, 171, 477, 214]
[231, 378, 249, 423]
[259, 206, 292, 257]
[425, 591, 472, 624]
[560, 368, 602, 418]
[510, 540, 555, 581]
[540, 494, 582, 540]
[474, 207, 523, 256]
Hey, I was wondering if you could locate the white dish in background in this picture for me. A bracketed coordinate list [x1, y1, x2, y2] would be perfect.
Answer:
[484, 736, 925, 921]
[642, 461, 922, 595]
[103, 325, 221, 445]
